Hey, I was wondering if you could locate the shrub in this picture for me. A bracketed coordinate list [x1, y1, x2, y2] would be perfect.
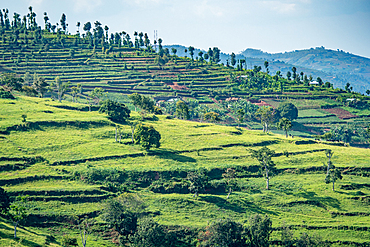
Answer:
[0, 87, 15, 99]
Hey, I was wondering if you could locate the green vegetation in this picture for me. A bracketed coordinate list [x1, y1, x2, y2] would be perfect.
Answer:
[0, 6, 370, 247]
[0, 96, 370, 246]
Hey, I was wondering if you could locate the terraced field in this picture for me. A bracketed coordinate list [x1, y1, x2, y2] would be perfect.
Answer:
[1, 96, 370, 246]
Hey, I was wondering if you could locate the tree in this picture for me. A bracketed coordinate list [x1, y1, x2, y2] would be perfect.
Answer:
[188, 46, 195, 60]
[83, 22, 91, 34]
[277, 102, 298, 121]
[176, 100, 189, 120]
[134, 124, 161, 150]
[264, 61, 269, 74]
[101, 195, 142, 242]
[8, 195, 28, 239]
[129, 218, 167, 247]
[277, 118, 292, 138]
[255, 106, 276, 133]
[222, 168, 237, 199]
[291, 67, 297, 80]
[0, 73, 23, 92]
[171, 47, 177, 56]
[249, 147, 276, 190]
[236, 109, 245, 127]
[128, 93, 157, 115]
[366, 89, 370, 96]
[187, 169, 208, 197]
[60, 13, 67, 33]
[53, 76, 69, 102]
[198, 218, 246, 247]
[325, 167, 342, 191]
[32, 75, 49, 98]
[244, 214, 272, 247]
[70, 84, 81, 102]
[78, 217, 94, 247]
[325, 149, 333, 177]
[204, 112, 220, 123]
[99, 99, 131, 123]
[231, 52, 236, 67]
[286, 71, 291, 80]
[88, 87, 105, 105]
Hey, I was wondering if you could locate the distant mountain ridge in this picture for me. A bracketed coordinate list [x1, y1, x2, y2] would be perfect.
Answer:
[165, 45, 370, 93]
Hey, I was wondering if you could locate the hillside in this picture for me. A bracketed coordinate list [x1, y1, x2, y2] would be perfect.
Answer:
[1, 21, 370, 144]
[166, 45, 370, 94]
[239, 47, 370, 93]
[1, 95, 370, 246]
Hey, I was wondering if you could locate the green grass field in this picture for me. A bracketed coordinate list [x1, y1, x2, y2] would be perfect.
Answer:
[1, 95, 370, 246]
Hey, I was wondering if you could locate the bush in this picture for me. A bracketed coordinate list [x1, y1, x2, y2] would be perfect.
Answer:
[0, 87, 15, 99]
[61, 235, 78, 247]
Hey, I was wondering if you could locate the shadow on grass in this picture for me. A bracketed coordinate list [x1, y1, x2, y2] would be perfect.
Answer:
[0, 229, 43, 247]
[150, 149, 196, 163]
[295, 191, 342, 210]
[200, 195, 278, 215]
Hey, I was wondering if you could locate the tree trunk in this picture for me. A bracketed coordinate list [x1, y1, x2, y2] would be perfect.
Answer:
[193, 191, 198, 197]
[14, 223, 17, 239]
[119, 129, 121, 143]
[285, 129, 288, 138]
[115, 126, 117, 142]
[227, 187, 232, 199]
[332, 180, 335, 191]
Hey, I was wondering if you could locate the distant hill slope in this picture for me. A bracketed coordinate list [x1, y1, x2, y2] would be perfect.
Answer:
[239, 47, 370, 93]
[166, 45, 370, 93]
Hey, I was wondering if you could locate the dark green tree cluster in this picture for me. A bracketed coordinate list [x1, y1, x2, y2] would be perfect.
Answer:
[198, 214, 272, 247]
[134, 123, 161, 150]
[129, 93, 162, 115]
[99, 99, 131, 123]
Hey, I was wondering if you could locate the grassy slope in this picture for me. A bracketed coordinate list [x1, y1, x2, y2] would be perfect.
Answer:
[1, 96, 370, 246]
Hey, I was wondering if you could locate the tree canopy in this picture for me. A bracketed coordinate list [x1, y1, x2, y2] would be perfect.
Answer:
[134, 124, 161, 150]
[99, 99, 131, 123]
[277, 102, 298, 121]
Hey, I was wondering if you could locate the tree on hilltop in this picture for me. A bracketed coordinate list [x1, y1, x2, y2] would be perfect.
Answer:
[60, 13, 67, 33]
[188, 46, 195, 60]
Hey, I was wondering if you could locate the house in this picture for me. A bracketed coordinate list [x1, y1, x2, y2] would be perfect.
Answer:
[309, 81, 319, 85]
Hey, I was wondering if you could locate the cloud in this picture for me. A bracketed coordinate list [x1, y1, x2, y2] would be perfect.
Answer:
[73, 0, 103, 13]
[29, 0, 44, 6]
[194, 0, 224, 18]
[261, 1, 297, 13]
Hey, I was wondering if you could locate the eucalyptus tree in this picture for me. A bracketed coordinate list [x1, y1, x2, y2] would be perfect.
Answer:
[188, 46, 195, 60]
[53, 76, 70, 102]
[249, 147, 276, 190]
[60, 13, 67, 33]
[231, 52, 236, 67]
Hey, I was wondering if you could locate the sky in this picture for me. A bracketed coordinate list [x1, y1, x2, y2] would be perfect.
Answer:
[2, 0, 370, 58]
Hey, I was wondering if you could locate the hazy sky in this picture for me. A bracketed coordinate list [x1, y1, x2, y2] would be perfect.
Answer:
[3, 0, 370, 58]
